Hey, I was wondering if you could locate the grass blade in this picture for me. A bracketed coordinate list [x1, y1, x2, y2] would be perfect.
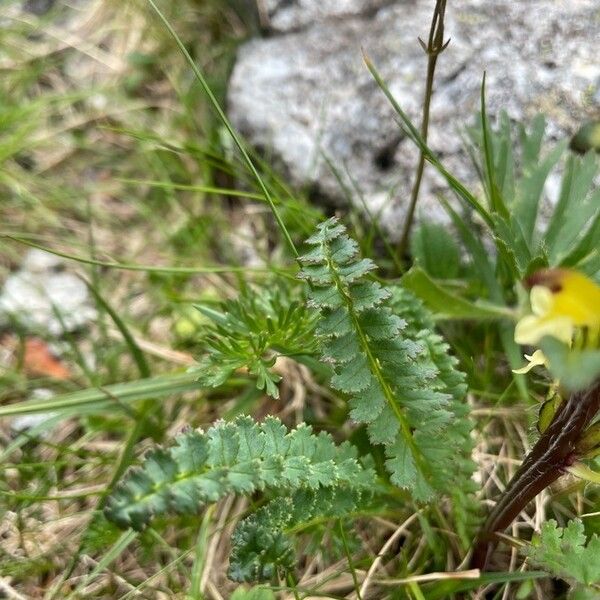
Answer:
[0, 371, 201, 417]
[145, 0, 298, 257]
[480, 74, 508, 218]
[1, 235, 288, 275]
[188, 505, 215, 600]
[363, 53, 494, 228]
[83, 278, 150, 379]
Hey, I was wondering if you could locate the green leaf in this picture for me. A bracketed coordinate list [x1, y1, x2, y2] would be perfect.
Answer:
[401, 267, 513, 320]
[480, 75, 510, 218]
[230, 586, 276, 600]
[350, 281, 391, 311]
[229, 486, 373, 583]
[520, 114, 547, 169]
[299, 218, 477, 511]
[545, 153, 599, 263]
[410, 220, 461, 279]
[359, 309, 405, 339]
[323, 332, 361, 364]
[104, 416, 376, 531]
[386, 437, 418, 490]
[0, 372, 202, 418]
[330, 354, 371, 392]
[195, 284, 318, 398]
[525, 519, 600, 587]
[512, 141, 565, 244]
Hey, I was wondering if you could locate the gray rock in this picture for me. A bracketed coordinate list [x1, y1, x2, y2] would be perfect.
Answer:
[228, 0, 599, 236]
[0, 249, 96, 335]
[263, 0, 392, 33]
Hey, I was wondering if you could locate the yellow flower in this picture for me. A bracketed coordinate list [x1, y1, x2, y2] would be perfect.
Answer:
[514, 269, 600, 346]
[513, 269, 600, 374]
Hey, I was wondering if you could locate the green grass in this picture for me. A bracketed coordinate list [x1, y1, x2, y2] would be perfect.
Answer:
[1, 1, 599, 599]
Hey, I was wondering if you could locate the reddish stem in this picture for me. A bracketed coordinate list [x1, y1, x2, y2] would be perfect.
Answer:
[471, 380, 600, 570]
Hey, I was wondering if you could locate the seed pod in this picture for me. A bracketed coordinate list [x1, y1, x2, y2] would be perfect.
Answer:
[569, 121, 600, 155]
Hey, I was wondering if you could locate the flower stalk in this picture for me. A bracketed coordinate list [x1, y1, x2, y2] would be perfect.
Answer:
[396, 0, 449, 265]
[471, 378, 600, 570]
[472, 269, 600, 569]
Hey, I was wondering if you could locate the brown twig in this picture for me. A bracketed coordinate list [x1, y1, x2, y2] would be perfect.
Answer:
[396, 0, 450, 265]
[471, 379, 600, 570]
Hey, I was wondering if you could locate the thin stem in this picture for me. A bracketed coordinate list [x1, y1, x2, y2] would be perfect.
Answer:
[471, 379, 600, 570]
[338, 518, 363, 600]
[2, 235, 289, 276]
[396, 0, 449, 265]
[286, 571, 301, 600]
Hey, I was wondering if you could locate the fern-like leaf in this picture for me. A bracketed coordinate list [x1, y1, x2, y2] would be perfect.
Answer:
[104, 415, 376, 531]
[390, 286, 479, 543]
[299, 218, 476, 506]
[195, 286, 318, 398]
[229, 486, 368, 582]
[525, 519, 600, 593]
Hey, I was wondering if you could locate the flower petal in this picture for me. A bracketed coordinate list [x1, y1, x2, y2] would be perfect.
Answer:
[514, 314, 573, 346]
[513, 349, 547, 374]
[551, 271, 600, 327]
[529, 285, 553, 317]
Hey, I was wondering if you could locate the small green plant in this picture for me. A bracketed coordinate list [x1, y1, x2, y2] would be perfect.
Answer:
[298, 218, 476, 513]
[104, 415, 377, 583]
[104, 415, 376, 530]
[104, 219, 478, 585]
[525, 520, 600, 598]
[194, 286, 319, 398]
[3, 0, 600, 597]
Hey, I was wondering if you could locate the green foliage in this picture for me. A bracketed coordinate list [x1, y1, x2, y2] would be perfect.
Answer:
[389, 286, 480, 544]
[195, 285, 318, 398]
[525, 519, 600, 595]
[229, 498, 296, 583]
[229, 486, 369, 582]
[401, 266, 512, 320]
[230, 586, 276, 600]
[298, 218, 476, 506]
[468, 112, 600, 280]
[410, 220, 461, 279]
[104, 415, 376, 531]
[8, 0, 598, 589]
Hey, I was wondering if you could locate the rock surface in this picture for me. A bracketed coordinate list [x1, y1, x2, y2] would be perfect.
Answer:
[228, 0, 600, 235]
[0, 249, 97, 335]
[262, 0, 392, 33]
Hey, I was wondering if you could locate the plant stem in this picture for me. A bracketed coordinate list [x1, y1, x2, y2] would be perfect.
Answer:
[339, 518, 363, 600]
[396, 0, 449, 265]
[286, 571, 301, 600]
[471, 379, 600, 570]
